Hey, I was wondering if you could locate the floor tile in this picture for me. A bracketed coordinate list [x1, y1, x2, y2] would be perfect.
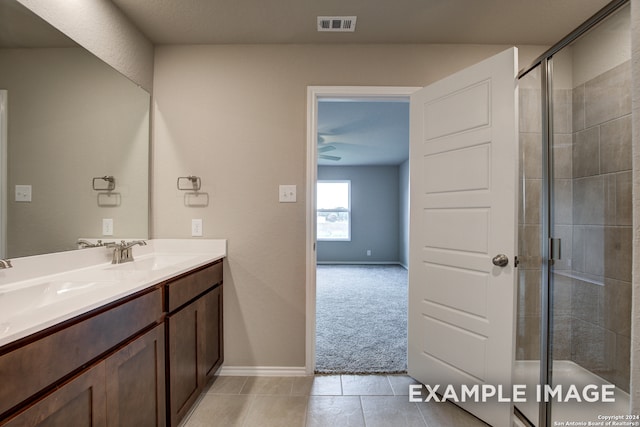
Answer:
[183, 394, 252, 427]
[240, 376, 294, 395]
[387, 375, 421, 396]
[310, 375, 343, 395]
[207, 376, 248, 394]
[242, 395, 308, 427]
[417, 400, 489, 427]
[361, 395, 427, 427]
[292, 376, 315, 395]
[184, 375, 494, 427]
[306, 396, 365, 427]
[341, 375, 394, 396]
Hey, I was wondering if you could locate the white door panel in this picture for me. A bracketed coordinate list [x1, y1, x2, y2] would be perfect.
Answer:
[408, 48, 518, 427]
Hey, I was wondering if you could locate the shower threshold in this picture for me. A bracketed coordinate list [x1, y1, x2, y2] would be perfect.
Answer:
[514, 360, 630, 425]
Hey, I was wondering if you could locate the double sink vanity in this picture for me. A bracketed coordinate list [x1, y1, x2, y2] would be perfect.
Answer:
[0, 239, 226, 427]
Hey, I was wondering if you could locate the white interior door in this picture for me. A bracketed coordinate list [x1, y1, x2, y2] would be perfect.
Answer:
[408, 48, 519, 426]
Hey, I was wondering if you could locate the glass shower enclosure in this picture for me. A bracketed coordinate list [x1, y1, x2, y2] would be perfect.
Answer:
[515, 1, 632, 425]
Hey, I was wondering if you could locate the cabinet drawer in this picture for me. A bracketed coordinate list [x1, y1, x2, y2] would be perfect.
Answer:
[166, 261, 222, 313]
[0, 288, 162, 417]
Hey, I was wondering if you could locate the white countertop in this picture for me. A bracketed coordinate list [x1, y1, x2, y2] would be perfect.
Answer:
[0, 239, 227, 348]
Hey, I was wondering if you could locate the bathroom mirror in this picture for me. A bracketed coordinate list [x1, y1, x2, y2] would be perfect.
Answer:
[0, 0, 150, 258]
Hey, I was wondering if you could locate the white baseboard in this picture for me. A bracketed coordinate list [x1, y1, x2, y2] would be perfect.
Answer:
[316, 261, 403, 266]
[219, 366, 308, 377]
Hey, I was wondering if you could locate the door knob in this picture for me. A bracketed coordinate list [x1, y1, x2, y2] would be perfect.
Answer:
[492, 254, 509, 267]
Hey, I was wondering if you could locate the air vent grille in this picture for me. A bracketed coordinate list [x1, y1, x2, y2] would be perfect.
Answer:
[317, 16, 357, 32]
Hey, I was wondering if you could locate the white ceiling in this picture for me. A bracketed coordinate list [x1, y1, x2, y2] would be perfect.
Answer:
[111, 0, 612, 46]
[318, 100, 409, 166]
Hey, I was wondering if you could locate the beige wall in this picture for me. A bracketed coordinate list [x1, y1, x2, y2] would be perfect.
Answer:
[0, 47, 149, 257]
[152, 44, 547, 368]
[16, 0, 154, 92]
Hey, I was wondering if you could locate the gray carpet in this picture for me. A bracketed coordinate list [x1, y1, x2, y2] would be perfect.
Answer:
[315, 264, 408, 374]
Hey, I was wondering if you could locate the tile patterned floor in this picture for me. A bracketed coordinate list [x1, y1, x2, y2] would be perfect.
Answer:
[181, 375, 489, 427]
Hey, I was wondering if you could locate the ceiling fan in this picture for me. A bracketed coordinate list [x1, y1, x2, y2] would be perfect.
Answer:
[318, 144, 341, 161]
[318, 133, 342, 161]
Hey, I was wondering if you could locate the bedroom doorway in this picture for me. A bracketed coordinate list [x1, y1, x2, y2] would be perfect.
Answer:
[306, 87, 417, 374]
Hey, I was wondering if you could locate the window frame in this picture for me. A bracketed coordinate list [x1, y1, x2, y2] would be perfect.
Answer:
[316, 180, 351, 241]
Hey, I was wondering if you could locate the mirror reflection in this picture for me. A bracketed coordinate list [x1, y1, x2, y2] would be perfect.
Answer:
[0, 0, 150, 258]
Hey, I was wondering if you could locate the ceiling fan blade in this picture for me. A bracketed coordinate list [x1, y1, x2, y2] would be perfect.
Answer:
[319, 154, 341, 161]
[318, 145, 336, 153]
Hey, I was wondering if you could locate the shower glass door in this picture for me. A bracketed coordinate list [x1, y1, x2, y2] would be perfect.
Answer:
[548, 3, 631, 423]
[515, 63, 544, 426]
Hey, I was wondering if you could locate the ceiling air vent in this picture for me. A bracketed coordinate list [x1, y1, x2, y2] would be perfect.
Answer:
[317, 16, 357, 32]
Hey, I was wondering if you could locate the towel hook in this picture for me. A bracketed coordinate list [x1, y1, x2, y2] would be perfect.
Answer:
[92, 176, 115, 191]
[177, 176, 201, 191]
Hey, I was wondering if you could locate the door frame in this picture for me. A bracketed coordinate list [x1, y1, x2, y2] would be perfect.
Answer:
[305, 85, 420, 374]
[0, 90, 7, 258]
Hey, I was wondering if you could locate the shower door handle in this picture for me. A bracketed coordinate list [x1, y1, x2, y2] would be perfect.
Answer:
[492, 254, 509, 267]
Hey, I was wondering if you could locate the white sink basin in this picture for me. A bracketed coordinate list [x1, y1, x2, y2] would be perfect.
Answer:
[0, 280, 116, 320]
[106, 254, 197, 272]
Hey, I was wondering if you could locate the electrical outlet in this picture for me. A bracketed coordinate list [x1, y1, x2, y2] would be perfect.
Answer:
[366, 249, 371, 256]
[102, 218, 114, 236]
[191, 219, 203, 237]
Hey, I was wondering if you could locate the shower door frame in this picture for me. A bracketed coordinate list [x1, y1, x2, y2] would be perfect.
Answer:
[516, 0, 631, 425]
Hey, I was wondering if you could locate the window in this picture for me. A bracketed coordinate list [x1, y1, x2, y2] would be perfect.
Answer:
[317, 180, 351, 241]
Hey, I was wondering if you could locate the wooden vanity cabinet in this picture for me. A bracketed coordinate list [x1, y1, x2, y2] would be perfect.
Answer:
[2, 362, 107, 427]
[0, 257, 224, 427]
[166, 261, 223, 427]
[0, 289, 165, 427]
[105, 324, 166, 427]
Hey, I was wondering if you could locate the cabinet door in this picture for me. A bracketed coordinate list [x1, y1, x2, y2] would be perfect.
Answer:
[201, 286, 223, 379]
[2, 364, 106, 427]
[168, 301, 200, 427]
[105, 325, 165, 427]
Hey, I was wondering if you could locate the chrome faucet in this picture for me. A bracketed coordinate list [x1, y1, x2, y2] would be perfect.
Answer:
[78, 239, 105, 249]
[0, 259, 12, 269]
[105, 240, 147, 264]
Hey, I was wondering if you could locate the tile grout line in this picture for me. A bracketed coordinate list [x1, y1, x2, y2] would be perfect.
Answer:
[359, 395, 367, 427]
[239, 394, 256, 427]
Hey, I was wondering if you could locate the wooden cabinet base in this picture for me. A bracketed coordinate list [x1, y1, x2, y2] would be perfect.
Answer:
[0, 259, 223, 427]
[3, 363, 107, 427]
[106, 325, 166, 427]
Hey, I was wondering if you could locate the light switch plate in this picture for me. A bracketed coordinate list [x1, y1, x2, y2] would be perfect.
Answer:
[279, 185, 297, 203]
[15, 185, 32, 202]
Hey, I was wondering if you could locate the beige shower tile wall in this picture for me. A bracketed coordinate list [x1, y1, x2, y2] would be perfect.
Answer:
[517, 81, 543, 361]
[552, 88, 574, 361]
[517, 61, 632, 394]
[570, 61, 632, 392]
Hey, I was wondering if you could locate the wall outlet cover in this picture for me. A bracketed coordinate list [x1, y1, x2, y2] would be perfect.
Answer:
[279, 185, 297, 203]
[15, 185, 32, 202]
[102, 218, 114, 236]
[191, 219, 203, 237]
